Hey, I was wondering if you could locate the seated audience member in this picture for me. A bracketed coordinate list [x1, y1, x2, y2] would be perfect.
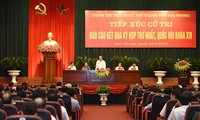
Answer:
[168, 90, 193, 120]
[68, 88, 80, 111]
[34, 97, 57, 120]
[82, 63, 90, 70]
[16, 85, 24, 92]
[33, 88, 46, 99]
[143, 84, 149, 89]
[22, 100, 37, 115]
[8, 82, 15, 92]
[17, 90, 27, 99]
[0, 83, 4, 98]
[144, 85, 162, 110]
[65, 83, 72, 88]
[67, 62, 77, 70]
[159, 89, 180, 119]
[40, 84, 46, 90]
[128, 63, 139, 70]
[56, 81, 62, 92]
[1, 92, 12, 104]
[163, 87, 172, 95]
[47, 91, 69, 120]
[21, 82, 29, 91]
[115, 63, 124, 70]
[0, 99, 4, 109]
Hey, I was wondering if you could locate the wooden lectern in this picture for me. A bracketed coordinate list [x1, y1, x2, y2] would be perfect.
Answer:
[42, 52, 57, 84]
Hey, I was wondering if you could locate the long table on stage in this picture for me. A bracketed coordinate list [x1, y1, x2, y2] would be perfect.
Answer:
[63, 70, 141, 84]
[63, 70, 141, 104]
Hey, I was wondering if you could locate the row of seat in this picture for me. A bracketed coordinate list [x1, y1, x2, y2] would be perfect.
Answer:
[126, 88, 200, 120]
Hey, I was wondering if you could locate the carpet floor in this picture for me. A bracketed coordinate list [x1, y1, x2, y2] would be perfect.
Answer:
[81, 104, 132, 120]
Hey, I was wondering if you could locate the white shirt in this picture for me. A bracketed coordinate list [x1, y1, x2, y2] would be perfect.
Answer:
[61, 106, 69, 120]
[168, 105, 188, 120]
[51, 115, 56, 120]
[160, 103, 167, 118]
[71, 97, 80, 111]
[95, 60, 106, 70]
[67, 65, 76, 70]
[144, 103, 152, 110]
[115, 66, 124, 70]
[128, 66, 139, 70]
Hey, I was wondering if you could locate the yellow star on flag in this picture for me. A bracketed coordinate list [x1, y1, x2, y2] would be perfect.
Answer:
[57, 4, 69, 15]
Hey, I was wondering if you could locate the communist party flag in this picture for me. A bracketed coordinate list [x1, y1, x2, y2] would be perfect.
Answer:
[28, 0, 74, 77]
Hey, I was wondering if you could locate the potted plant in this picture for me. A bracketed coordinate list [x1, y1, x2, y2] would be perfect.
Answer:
[174, 58, 191, 86]
[75, 56, 97, 70]
[188, 58, 200, 85]
[96, 85, 111, 105]
[110, 55, 139, 70]
[0, 56, 28, 83]
[147, 57, 172, 84]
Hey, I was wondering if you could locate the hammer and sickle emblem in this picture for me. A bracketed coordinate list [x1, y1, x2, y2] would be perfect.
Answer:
[35, 3, 47, 15]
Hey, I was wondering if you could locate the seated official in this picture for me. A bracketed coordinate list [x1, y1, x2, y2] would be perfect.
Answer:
[115, 63, 124, 70]
[68, 62, 77, 70]
[82, 63, 90, 70]
[95, 56, 106, 70]
[128, 63, 139, 70]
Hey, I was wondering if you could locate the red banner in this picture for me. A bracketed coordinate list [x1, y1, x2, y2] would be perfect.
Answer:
[85, 11, 196, 48]
[28, 0, 74, 77]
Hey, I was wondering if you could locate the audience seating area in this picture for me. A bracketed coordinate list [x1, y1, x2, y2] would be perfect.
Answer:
[1, 81, 200, 120]
[0, 82, 83, 120]
[126, 84, 200, 120]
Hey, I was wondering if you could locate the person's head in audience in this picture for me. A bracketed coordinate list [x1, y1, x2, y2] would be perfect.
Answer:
[8, 82, 14, 88]
[2, 92, 12, 104]
[34, 97, 46, 109]
[193, 93, 200, 102]
[47, 91, 58, 101]
[72, 83, 78, 88]
[0, 100, 3, 109]
[16, 85, 24, 92]
[33, 88, 46, 99]
[65, 83, 72, 88]
[172, 85, 181, 90]
[17, 90, 27, 98]
[149, 85, 161, 93]
[40, 84, 46, 87]
[56, 81, 62, 87]
[62, 86, 69, 93]
[0, 83, 4, 92]
[143, 84, 149, 89]
[164, 87, 172, 95]
[22, 101, 37, 115]
[68, 88, 77, 99]
[22, 82, 28, 90]
[31, 85, 36, 89]
[177, 90, 192, 106]
[171, 89, 180, 99]
[4, 86, 10, 92]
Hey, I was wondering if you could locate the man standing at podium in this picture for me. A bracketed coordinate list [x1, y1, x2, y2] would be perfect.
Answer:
[95, 56, 106, 71]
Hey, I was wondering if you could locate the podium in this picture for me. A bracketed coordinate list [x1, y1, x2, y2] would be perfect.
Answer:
[42, 52, 57, 84]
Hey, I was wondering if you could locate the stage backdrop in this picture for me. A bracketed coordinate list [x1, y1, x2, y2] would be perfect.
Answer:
[85, 11, 196, 48]
[28, 0, 74, 77]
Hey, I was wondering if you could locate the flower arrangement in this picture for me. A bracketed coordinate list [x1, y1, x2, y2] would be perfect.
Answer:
[96, 85, 111, 94]
[174, 59, 191, 72]
[93, 70, 110, 79]
[38, 43, 61, 53]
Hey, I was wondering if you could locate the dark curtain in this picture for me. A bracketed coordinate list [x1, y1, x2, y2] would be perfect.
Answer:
[0, 0, 29, 76]
[75, 0, 200, 77]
